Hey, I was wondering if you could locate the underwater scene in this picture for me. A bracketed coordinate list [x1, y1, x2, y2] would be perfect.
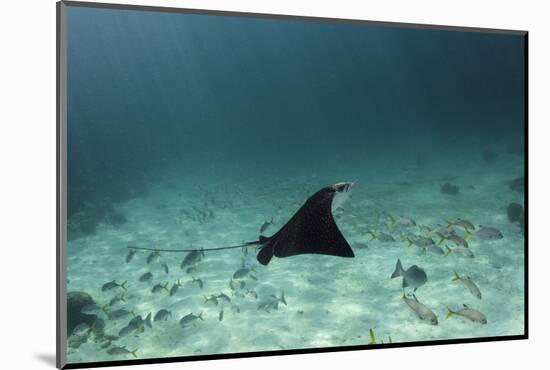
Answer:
[65, 5, 526, 364]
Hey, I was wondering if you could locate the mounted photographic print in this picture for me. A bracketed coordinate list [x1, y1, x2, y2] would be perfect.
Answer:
[56, 1, 528, 368]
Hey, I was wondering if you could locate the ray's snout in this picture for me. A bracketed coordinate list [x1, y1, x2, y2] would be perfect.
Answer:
[332, 181, 355, 193]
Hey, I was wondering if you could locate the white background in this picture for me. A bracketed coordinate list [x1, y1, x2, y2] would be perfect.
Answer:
[0, 0, 547, 369]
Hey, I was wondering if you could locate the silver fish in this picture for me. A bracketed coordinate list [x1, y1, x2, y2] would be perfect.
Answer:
[446, 218, 475, 231]
[107, 345, 137, 357]
[433, 225, 456, 238]
[204, 295, 219, 306]
[154, 309, 172, 322]
[475, 226, 503, 240]
[247, 289, 258, 299]
[81, 303, 108, 316]
[258, 291, 287, 312]
[437, 232, 469, 247]
[423, 244, 445, 255]
[192, 277, 203, 289]
[446, 304, 487, 324]
[102, 280, 127, 292]
[403, 293, 438, 325]
[118, 325, 135, 337]
[181, 250, 204, 269]
[143, 313, 152, 328]
[259, 217, 275, 233]
[352, 242, 369, 250]
[108, 309, 132, 320]
[152, 282, 169, 293]
[396, 217, 416, 227]
[169, 279, 182, 297]
[109, 292, 126, 307]
[452, 272, 482, 299]
[374, 231, 395, 242]
[179, 312, 203, 327]
[72, 323, 91, 336]
[146, 251, 160, 264]
[126, 248, 136, 263]
[126, 313, 152, 332]
[217, 293, 231, 303]
[445, 245, 474, 258]
[139, 272, 153, 282]
[406, 236, 435, 248]
[233, 268, 251, 279]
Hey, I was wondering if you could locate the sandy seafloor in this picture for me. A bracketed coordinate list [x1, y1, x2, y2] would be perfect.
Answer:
[66, 150, 525, 363]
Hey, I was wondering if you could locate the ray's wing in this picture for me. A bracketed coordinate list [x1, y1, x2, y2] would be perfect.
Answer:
[257, 186, 354, 265]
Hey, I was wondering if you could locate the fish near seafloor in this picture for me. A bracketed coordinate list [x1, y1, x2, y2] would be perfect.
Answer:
[181, 250, 204, 269]
[352, 242, 369, 250]
[124, 313, 152, 334]
[475, 226, 504, 240]
[259, 217, 275, 234]
[146, 250, 161, 264]
[102, 280, 127, 292]
[452, 272, 482, 299]
[72, 323, 91, 336]
[180, 312, 203, 328]
[391, 259, 427, 290]
[217, 292, 231, 303]
[435, 229, 470, 246]
[445, 234, 470, 248]
[369, 231, 395, 242]
[432, 225, 455, 238]
[256, 182, 355, 265]
[406, 236, 435, 248]
[108, 309, 132, 320]
[258, 291, 287, 312]
[396, 217, 416, 227]
[107, 345, 138, 358]
[204, 295, 219, 306]
[139, 272, 153, 282]
[81, 303, 108, 316]
[446, 218, 475, 231]
[192, 277, 204, 289]
[126, 248, 136, 263]
[424, 244, 445, 255]
[118, 325, 135, 337]
[233, 267, 253, 279]
[445, 245, 474, 258]
[154, 309, 172, 322]
[152, 282, 169, 294]
[169, 279, 182, 297]
[445, 304, 487, 324]
[109, 292, 126, 307]
[402, 293, 438, 325]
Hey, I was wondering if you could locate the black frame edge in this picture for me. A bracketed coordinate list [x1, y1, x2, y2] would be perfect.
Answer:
[63, 335, 527, 369]
[57, 1, 69, 369]
[523, 32, 529, 339]
[60, 0, 527, 35]
[56, 2, 61, 368]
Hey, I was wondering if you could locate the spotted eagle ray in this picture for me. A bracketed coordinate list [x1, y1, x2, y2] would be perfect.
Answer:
[129, 182, 356, 265]
[256, 182, 355, 265]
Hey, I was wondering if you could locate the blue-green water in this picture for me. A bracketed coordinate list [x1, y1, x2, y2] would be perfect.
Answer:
[65, 5, 525, 364]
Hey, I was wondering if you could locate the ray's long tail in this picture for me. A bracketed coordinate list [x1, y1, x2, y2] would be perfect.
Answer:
[127, 240, 262, 253]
